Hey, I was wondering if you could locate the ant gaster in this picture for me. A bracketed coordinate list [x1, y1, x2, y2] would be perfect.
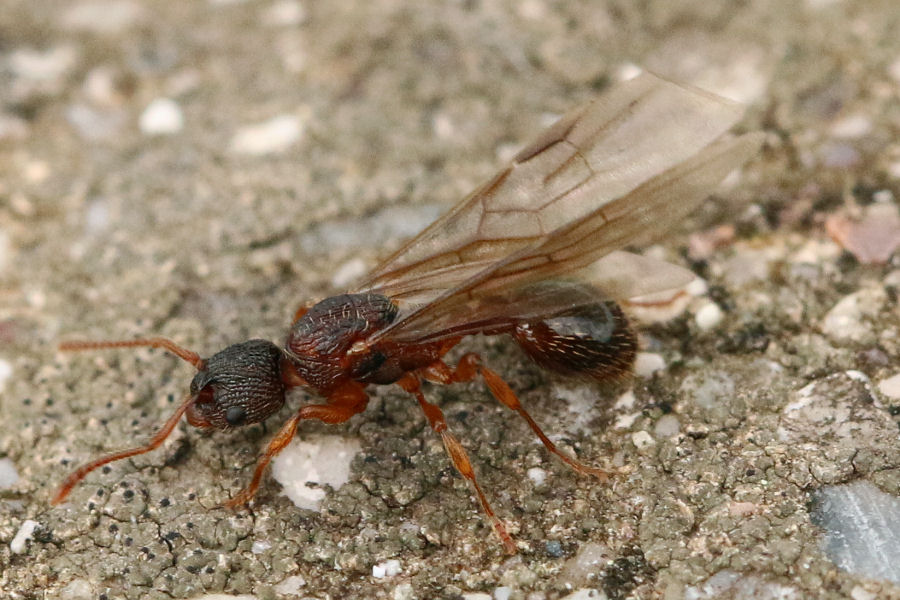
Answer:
[52, 73, 762, 554]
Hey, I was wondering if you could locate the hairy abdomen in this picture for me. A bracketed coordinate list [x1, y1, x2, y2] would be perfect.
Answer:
[511, 300, 636, 381]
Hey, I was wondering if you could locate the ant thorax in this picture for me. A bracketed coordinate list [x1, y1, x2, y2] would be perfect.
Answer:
[284, 293, 404, 391]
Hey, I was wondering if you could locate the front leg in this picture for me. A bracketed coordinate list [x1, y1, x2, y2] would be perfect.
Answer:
[223, 381, 369, 508]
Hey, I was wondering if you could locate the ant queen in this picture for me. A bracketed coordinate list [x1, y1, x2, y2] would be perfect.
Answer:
[52, 73, 762, 553]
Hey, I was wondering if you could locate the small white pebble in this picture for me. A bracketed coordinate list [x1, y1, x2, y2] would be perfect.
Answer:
[24, 161, 49, 183]
[431, 111, 456, 140]
[462, 594, 492, 600]
[555, 384, 599, 435]
[230, 113, 305, 156]
[686, 277, 708, 296]
[331, 257, 367, 288]
[85, 198, 110, 233]
[890, 160, 900, 180]
[9, 46, 77, 82]
[634, 352, 665, 377]
[0, 458, 19, 488]
[845, 370, 869, 384]
[805, 0, 842, 9]
[877, 372, 900, 400]
[790, 239, 842, 264]
[615, 62, 643, 82]
[527, 467, 547, 487]
[372, 559, 402, 578]
[517, 0, 547, 20]
[139, 98, 183, 135]
[261, 0, 306, 26]
[850, 586, 878, 600]
[631, 431, 655, 451]
[830, 113, 872, 139]
[494, 587, 513, 600]
[614, 412, 640, 430]
[822, 288, 886, 343]
[83, 67, 122, 107]
[60, 579, 94, 600]
[274, 575, 306, 595]
[0, 358, 12, 392]
[873, 189, 895, 204]
[250, 540, 271, 554]
[272, 435, 362, 510]
[560, 590, 604, 600]
[26, 289, 46, 309]
[11, 519, 38, 554]
[695, 301, 724, 331]
[614, 389, 635, 409]
[654, 414, 680, 439]
[62, 1, 143, 34]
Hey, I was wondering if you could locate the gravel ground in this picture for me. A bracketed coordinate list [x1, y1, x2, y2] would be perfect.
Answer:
[2, 1, 900, 599]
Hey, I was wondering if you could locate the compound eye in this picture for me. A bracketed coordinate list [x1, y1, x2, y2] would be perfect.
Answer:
[225, 405, 247, 426]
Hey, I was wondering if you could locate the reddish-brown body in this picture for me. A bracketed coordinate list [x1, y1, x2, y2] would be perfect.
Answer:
[284, 292, 634, 394]
[51, 73, 762, 554]
[286, 293, 440, 390]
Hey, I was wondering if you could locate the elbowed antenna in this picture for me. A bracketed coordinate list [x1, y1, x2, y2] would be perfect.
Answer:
[51, 337, 208, 505]
[59, 337, 206, 370]
[51, 391, 198, 505]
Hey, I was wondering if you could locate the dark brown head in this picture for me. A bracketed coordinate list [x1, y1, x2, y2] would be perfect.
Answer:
[51, 336, 294, 505]
[58, 336, 290, 429]
[187, 339, 287, 429]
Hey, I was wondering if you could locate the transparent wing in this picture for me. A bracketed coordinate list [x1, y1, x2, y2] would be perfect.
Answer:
[578, 250, 697, 300]
[361, 254, 697, 343]
[371, 131, 763, 344]
[357, 72, 751, 307]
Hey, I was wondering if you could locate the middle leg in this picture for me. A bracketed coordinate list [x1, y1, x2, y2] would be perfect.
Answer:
[424, 353, 609, 480]
[396, 373, 517, 554]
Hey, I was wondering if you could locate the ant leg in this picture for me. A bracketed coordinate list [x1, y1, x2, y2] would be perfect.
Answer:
[222, 381, 369, 508]
[424, 354, 609, 480]
[52, 392, 198, 505]
[396, 374, 517, 555]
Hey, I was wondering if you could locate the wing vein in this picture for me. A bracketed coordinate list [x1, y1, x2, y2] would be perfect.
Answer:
[351, 73, 762, 344]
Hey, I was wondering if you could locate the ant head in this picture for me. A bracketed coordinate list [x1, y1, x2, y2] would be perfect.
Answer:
[187, 339, 287, 429]
[59, 337, 289, 430]
[52, 336, 293, 506]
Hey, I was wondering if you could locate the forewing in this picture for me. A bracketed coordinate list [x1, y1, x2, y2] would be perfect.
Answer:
[358, 72, 748, 305]
[360, 255, 696, 343]
[372, 131, 763, 344]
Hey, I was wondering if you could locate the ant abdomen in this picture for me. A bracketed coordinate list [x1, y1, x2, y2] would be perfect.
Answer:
[512, 300, 636, 382]
[187, 339, 287, 429]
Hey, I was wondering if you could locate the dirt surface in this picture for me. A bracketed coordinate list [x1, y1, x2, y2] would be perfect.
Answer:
[2, 1, 900, 599]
